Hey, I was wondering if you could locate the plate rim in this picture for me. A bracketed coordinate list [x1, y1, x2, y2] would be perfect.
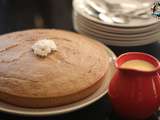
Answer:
[75, 20, 160, 39]
[74, 12, 160, 32]
[75, 27, 160, 46]
[75, 25, 160, 42]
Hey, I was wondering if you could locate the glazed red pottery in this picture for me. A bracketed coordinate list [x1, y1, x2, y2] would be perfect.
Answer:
[108, 52, 160, 120]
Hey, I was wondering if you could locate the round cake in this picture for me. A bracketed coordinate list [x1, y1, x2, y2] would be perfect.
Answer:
[0, 29, 109, 108]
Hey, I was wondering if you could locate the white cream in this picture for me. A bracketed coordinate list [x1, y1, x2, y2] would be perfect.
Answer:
[121, 60, 155, 71]
[32, 39, 57, 57]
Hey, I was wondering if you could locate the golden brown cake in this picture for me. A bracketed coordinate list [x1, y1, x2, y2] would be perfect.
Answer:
[0, 29, 109, 108]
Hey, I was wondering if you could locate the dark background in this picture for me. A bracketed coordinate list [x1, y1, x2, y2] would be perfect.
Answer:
[0, 0, 73, 34]
[0, 0, 160, 120]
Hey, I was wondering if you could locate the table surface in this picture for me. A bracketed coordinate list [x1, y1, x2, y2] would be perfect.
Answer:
[0, 42, 159, 120]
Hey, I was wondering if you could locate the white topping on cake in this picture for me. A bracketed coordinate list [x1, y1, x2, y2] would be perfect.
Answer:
[32, 39, 57, 57]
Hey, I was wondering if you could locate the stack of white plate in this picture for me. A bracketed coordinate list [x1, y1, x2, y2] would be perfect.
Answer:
[73, 0, 160, 46]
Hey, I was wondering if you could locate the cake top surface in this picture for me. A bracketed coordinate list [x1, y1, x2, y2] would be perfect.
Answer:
[0, 29, 109, 98]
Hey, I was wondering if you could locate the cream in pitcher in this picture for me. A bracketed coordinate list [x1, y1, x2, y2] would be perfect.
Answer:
[120, 59, 156, 71]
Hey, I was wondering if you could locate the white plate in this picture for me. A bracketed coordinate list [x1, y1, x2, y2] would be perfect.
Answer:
[0, 47, 116, 116]
[75, 18, 160, 39]
[73, 12, 160, 34]
[74, 14, 160, 37]
[75, 26, 160, 46]
[73, 0, 158, 28]
[74, 21, 160, 41]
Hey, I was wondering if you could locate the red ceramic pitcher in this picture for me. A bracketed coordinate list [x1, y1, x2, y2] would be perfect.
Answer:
[108, 52, 160, 119]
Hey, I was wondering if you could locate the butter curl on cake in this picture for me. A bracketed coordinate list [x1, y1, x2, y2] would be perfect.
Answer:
[32, 39, 57, 57]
